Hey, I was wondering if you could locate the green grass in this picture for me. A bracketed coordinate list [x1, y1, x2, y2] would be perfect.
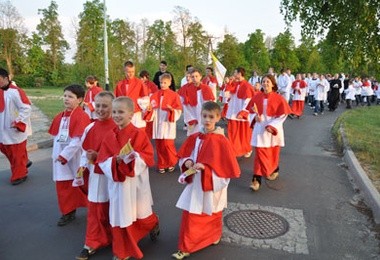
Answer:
[334, 106, 380, 188]
[24, 87, 64, 120]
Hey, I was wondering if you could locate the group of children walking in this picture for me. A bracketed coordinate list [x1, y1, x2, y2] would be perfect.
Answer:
[1, 62, 293, 259]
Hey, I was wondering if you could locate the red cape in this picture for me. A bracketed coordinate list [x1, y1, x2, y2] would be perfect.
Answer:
[178, 83, 214, 106]
[0, 84, 31, 112]
[97, 123, 155, 182]
[227, 80, 256, 99]
[114, 77, 149, 112]
[49, 106, 91, 137]
[177, 131, 240, 191]
[247, 92, 292, 117]
[291, 80, 307, 95]
[84, 86, 103, 103]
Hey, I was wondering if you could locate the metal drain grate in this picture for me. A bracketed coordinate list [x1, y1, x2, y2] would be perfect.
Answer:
[224, 210, 289, 239]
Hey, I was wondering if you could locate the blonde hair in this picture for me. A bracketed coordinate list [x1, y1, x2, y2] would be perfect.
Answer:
[113, 96, 134, 112]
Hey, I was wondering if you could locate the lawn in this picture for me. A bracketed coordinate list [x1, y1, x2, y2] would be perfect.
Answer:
[333, 105, 380, 191]
[24, 87, 65, 120]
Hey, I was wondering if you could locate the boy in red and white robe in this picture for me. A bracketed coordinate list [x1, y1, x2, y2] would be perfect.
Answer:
[49, 85, 91, 225]
[225, 67, 256, 157]
[178, 68, 214, 136]
[75, 92, 116, 260]
[0, 68, 32, 185]
[98, 97, 159, 260]
[290, 73, 307, 118]
[144, 73, 182, 173]
[246, 75, 291, 191]
[172, 101, 240, 259]
[114, 61, 150, 129]
[83, 75, 103, 120]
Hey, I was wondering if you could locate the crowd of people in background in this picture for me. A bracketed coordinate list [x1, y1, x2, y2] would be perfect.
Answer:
[1, 61, 379, 260]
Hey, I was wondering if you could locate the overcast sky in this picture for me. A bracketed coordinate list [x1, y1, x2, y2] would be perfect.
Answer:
[11, 0, 302, 62]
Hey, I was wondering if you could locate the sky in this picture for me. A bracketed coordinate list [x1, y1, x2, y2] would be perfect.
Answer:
[10, 0, 302, 62]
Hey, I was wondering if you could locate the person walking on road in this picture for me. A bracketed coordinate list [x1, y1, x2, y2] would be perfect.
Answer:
[247, 74, 292, 191]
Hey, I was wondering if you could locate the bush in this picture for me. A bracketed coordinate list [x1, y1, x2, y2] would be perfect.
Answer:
[12, 74, 35, 88]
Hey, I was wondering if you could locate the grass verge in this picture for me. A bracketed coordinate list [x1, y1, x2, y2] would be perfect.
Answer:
[24, 87, 64, 120]
[333, 106, 380, 191]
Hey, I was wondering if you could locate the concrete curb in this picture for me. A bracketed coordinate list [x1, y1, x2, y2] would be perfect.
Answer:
[340, 126, 380, 224]
[27, 139, 54, 152]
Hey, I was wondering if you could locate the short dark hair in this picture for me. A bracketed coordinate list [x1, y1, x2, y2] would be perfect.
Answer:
[124, 61, 134, 68]
[85, 75, 96, 84]
[64, 84, 86, 99]
[185, 64, 193, 70]
[139, 70, 150, 78]
[0, 68, 9, 78]
[206, 66, 213, 73]
[202, 101, 221, 115]
[236, 67, 246, 77]
[160, 60, 167, 66]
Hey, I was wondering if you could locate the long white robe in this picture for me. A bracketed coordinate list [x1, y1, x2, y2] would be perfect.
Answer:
[176, 137, 230, 216]
[99, 154, 153, 228]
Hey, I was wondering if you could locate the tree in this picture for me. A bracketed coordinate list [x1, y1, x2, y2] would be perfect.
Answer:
[0, 0, 25, 77]
[186, 20, 209, 66]
[280, 0, 380, 74]
[108, 18, 135, 84]
[75, 0, 105, 81]
[37, 0, 68, 85]
[216, 34, 248, 75]
[243, 29, 270, 74]
[145, 19, 176, 62]
[270, 30, 299, 72]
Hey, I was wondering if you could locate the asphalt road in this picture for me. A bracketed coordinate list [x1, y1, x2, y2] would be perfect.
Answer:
[1, 104, 379, 260]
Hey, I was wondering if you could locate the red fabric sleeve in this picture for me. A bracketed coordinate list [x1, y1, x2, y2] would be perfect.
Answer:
[265, 125, 278, 136]
[14, 121, 26, 132]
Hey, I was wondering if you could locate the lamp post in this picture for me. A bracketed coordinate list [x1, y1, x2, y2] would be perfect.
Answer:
[103, 0, 110, 90]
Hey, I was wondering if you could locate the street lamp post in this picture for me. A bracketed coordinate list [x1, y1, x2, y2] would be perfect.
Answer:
[103, 0, 110, 90]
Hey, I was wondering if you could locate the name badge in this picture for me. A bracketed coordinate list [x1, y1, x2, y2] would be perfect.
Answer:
[58, 129, 69, 143]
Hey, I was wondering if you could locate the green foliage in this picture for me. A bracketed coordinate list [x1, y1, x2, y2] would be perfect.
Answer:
[216, 34, 248, 75]
[270, 30, 299, 71]
[280, 0, 380, 78]
[243, 29, 270, 74]
[37, 0, 68, 84]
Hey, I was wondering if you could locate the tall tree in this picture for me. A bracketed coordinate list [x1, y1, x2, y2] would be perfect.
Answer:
[216, 34, 248, 75]
[186, 20, 209, 67]
[37, 0, 68, 84]
[243, 29, 270, 74]
[0, 0, 25, 77]
[75, 0, 104, 80]
[280, 0, 380, 74]
[108, 18, 135, 84]
[270, 30, 299, 71]
[145, 19, 176, 62]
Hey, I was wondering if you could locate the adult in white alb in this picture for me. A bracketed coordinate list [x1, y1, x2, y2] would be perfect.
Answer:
[277, 68, 292, 102]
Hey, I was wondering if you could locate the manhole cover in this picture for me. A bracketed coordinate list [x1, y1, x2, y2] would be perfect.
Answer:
[224, 210, 289, 239]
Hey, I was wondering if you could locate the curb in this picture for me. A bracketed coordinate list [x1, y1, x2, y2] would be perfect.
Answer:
[340, 126, 380, 224]
[27, 139, 54, 152]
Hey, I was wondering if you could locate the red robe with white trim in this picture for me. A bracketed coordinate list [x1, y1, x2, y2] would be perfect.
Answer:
[49, 106, 90, 214]
[176, 129, 240, 253]
[84, 85, 103, 119]
[97, 123, 158, 259]
[247, 92, 291, 177]
[0, 83, 32, 182]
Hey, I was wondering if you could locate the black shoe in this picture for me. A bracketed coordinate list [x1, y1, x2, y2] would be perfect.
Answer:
[11, 176, 28, 185]
[26, 160, 33, 168]
[76, 248, 96, 260]
[150, 223, 160, 241]
[57, 210, 76, 226]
